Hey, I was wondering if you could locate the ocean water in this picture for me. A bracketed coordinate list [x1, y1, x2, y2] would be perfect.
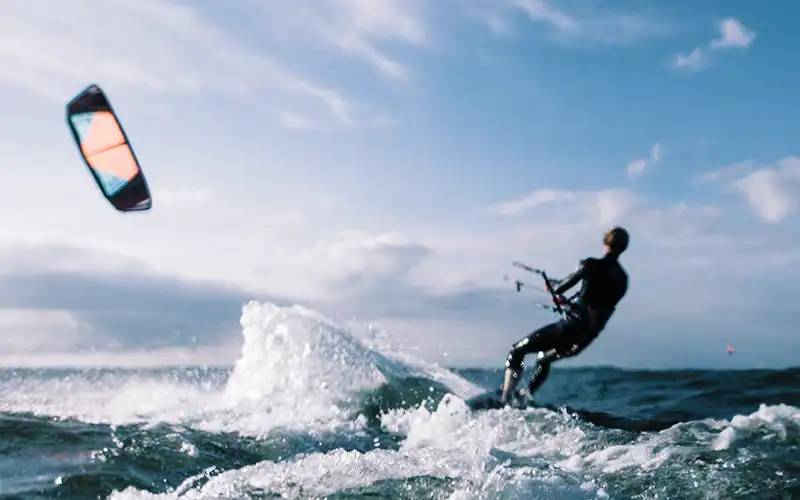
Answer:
[0, 301, 798, 499]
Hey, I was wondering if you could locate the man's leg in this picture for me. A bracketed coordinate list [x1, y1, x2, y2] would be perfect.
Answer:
[523, 351, 555, 396]
[501, 320, 564, 403]
[523, 328, 598, 398]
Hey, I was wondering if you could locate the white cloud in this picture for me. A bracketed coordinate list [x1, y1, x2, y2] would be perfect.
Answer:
[673, 46, 706, 71]
[0, 238, 152, 276]
[332, 0, 427, 80]
[0, 1, 355, 127]
[250, 0, 427, 81]
[467, 0, 672, 45]
[710, 18, 757, 50]
[734, 157, 800, 223]
[697, 156, 800, 223]
[305, 231, 432, 293]
[518, 0, 672, 45]
[253, 188, 634, 320]
[484, 188, 642, 231]
[281, 112, 321, 131]
[485, 189, 577, 216]
[0, 241, 255, 356]
[693, 161, 754, 185]
[650, 143, 662, 164]
[626, 159, 648, 179]
[0, 309, 96, 353]
[510, 0, 579, 35]
[672, 17, 755, 72]
[626, 142, 662, 179]
[595, 189, 638, 226]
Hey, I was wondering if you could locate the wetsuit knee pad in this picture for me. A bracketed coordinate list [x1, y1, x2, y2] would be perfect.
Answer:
[505, 346, 526, 372]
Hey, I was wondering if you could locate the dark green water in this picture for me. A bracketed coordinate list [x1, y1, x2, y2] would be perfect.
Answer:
[1, 365, 798, 499]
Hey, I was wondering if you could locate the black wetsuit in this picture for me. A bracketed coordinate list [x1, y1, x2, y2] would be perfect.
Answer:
[505, 252, 628, 396]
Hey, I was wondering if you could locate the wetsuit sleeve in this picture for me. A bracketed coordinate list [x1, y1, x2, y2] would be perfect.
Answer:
[553, 260, 586, 295]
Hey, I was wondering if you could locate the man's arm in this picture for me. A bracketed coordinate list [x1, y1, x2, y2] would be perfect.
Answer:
[552, 260, 586, 295]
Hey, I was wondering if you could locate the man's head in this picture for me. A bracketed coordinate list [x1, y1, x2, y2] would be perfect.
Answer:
[603, 227, 629, 256]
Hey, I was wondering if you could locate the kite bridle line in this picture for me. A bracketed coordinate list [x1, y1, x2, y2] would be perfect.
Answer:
[502, 276, 561, 314]
[509, 261, 578, 316]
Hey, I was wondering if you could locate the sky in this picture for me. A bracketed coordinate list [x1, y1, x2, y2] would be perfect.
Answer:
[0, 0, 798, 370]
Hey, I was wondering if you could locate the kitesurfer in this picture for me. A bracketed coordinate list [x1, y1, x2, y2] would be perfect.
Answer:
[499, 227, 630, 405]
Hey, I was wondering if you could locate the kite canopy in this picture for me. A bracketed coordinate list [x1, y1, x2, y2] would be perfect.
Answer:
[66, 84, 152, 212]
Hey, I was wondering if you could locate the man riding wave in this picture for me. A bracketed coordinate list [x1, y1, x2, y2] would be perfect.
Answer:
[499, 227, 630, 405]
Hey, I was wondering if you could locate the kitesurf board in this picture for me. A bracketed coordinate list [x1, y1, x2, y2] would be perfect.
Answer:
[465, 389, 512, 411]
[465, 388, 542, 411]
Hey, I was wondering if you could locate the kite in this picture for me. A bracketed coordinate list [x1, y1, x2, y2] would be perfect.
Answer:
[66, 84, 152, 212]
